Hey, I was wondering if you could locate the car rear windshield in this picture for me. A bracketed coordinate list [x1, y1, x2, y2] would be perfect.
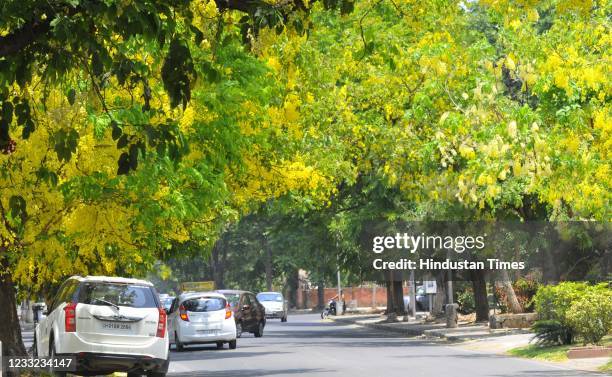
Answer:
[78, 282, 158, 308]
[182, 297, 226, 312]
[257, 293, 283, 302]
[223, 294, 240, 308]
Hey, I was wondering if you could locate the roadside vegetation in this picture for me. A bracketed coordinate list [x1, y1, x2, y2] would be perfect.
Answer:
[1, 0, 609, 358]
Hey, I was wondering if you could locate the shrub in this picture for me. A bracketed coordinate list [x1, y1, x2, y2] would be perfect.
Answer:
[566, 289, 612, 345]
[457, 289, 475, 314]
[533, 282, 590, 323]
[494, 276, 540, 313]
[513, 277, 540, 312]
[533, 282, 611, 345]
[532, 320, 574, 345]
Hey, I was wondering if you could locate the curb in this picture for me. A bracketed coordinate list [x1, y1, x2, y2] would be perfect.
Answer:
[330, 316, 533, 342]
[329, 316, 428, 337]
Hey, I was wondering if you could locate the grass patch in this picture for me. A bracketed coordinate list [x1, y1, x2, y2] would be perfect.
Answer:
[508, 344, 571, 362]
[598, 359, 612, 373]
[508, 336, 612, 363]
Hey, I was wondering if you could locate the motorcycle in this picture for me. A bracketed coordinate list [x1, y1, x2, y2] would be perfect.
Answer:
[321, 299, 337, 319]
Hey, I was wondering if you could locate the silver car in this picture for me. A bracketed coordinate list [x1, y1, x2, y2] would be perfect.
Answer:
[167, 292, 237, 351]
[256, 292, 288, 322]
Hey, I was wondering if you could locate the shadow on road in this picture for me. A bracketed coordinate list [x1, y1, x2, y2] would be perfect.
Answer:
[171, 368, 333, 376]
[170, 350, 292, 362]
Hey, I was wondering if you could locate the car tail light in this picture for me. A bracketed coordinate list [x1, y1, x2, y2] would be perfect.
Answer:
[179, 304, 189, 321]
[225, 303, 232, 319]
[64, 303, 77, 332]
[156, 307, 167, 338]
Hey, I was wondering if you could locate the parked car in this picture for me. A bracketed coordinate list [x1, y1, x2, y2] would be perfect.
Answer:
[216, 290, 266, 338]
[34, 275, 169, 377]
[403, 285, 427, 312]
[256, 292, 288, 322]
[167, 292, 236, 351]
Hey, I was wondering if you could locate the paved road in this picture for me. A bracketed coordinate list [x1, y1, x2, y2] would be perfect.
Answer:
[167, 314, 601, 377]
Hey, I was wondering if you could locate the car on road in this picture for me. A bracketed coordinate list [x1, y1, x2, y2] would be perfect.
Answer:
[403, 285, 427, 312]
[256, 292, 288, 322]
[34, 275, 169, 377]
[159, 295, 175, 313]
[216, 290, 266, 338]
[167, 292, 237, 351]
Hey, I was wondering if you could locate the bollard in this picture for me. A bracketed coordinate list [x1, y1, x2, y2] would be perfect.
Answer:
[445, 303, 459, 328]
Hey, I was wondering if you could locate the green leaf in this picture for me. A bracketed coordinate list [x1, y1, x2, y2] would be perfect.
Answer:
[111, 121, 122, 141]
[117, 134, 129, 148]
[117, 152, 130, 175]
[161, 38, 195, 109]
[66, 88, 76, 105]
[54, 129, 79, 162]
[8, 195, 27, 226]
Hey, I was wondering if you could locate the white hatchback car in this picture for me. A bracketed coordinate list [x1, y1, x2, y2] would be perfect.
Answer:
[256, 292, 288, 322]
[168, 292, 237, 351]
[34, 276, 169, 376]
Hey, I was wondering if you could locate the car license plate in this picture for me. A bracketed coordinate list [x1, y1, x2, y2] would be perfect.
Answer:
[101, 322, 132, 330]
[197, 329, 218, 335]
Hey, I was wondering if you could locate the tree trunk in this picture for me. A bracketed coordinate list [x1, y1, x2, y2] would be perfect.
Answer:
[265, 244, 273, 291]
[500, 269, 523, 313]
[317, 280, 325, 309]
[210, 238, 225, 289]
[385, 271, 405, 318]
[432, 272, 447, 316]
[0, 270, 27, 359]
[470, 269, 489, 322]
[287, 269, 299, 309]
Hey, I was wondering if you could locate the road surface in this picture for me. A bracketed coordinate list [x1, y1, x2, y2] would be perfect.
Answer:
[166, 313, 600, 377]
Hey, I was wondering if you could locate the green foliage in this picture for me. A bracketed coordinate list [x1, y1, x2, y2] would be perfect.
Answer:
[534, 282, 590, 324]
[534, 282, 611, 345]
[496, 276, 540, 313]
[532, 320, 574, 346]
[508, 343, 571, 362]
[457, 289, 475, 315]
[566, 289, 612, 345]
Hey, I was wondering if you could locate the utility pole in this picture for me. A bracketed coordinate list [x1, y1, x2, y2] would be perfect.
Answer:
[337, 267, 342, 314]
[410, 270, 416, 317]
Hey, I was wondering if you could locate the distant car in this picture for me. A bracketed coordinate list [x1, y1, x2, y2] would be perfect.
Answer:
[256, 292, 288, 322]
[160, 296, 175, 312]
[216, 290, 266, 338]
[34, 275, 169, 377]
[167, 292, 236, 351]
[403, 286, 427, 311]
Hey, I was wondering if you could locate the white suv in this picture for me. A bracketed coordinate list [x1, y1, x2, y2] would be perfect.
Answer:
[34, 276, 169, 376]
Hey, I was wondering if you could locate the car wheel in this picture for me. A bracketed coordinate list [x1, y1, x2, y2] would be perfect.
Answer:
[236, 322, 243, 338]
[228, 339, 237, 349]
[254, 321, 264, 338]
[216, 342, 224, 349]
[175, 332, 184, 352]
[49, 343, 67, 377]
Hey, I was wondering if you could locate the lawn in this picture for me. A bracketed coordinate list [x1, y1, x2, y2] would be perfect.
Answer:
[508, 335, 611, 363]
[598, 359, 612, 373]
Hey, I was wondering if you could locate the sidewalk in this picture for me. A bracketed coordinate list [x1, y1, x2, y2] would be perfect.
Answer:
[330, 313, 611, 373]
[329, 313, 528, 340]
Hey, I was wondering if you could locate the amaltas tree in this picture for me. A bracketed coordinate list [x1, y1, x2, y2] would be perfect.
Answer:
[255, 0, 610, 317]
[0, 0, 338, 357]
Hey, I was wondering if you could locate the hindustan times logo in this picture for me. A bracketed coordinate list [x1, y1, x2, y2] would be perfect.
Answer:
[372, 233, 486, 254]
